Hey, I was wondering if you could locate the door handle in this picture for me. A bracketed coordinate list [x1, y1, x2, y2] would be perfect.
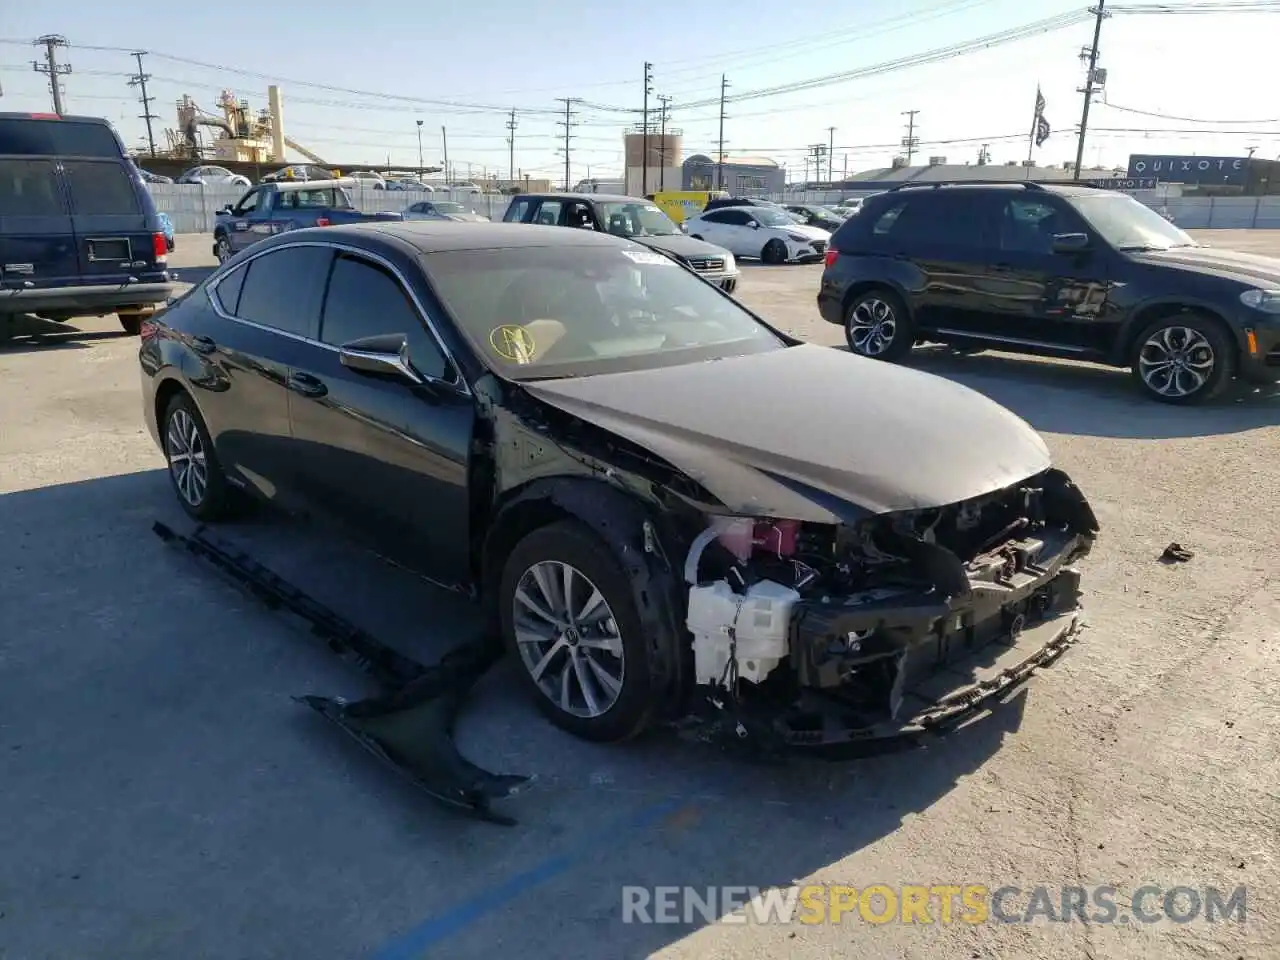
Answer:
[191, 335, 216, 354]
[287, 372, 328, 398]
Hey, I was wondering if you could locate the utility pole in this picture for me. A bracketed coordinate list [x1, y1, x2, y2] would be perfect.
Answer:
[127, 51, 159, 158]
[505, 108, 518, 184]
[31, 35, 71, 116]
[657, 95, 672, 191]
[416, 120, 424, 178]
[641, 62, 654, 195]
[1073, 0, 1109, 181]
[827, 126, 836, 183]
[555, 98, 582, 191]
[809, 144, 826, 188]
[716, 75, 730, 191]
[901, 110, 920, 165]
[440, 126, 449, 183]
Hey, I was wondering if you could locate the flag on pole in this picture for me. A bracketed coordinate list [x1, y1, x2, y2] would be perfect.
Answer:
[1033, 87, 1051, 147]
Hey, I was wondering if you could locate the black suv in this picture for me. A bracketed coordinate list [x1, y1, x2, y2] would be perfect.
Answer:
[817, 181, 1280, 404]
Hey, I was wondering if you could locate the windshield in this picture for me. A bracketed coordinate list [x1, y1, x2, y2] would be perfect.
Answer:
[423, 245, 783, 380]
[751, 207, 802, 228]
[596, 201, 680, 237]
[434, 201, 465, 214]
[1067, 193, 1197, 250]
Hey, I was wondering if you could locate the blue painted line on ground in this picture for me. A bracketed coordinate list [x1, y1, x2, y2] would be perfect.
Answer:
[369, 796, 688, 960]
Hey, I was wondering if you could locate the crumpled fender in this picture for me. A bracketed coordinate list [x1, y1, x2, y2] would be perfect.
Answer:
[486, 477, 693, 718]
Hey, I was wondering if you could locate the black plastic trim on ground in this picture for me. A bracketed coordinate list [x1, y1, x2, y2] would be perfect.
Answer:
[152, 521, 531, 825]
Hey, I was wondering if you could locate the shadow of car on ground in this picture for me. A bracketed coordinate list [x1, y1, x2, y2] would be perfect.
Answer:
[887, 345, 1280, 441]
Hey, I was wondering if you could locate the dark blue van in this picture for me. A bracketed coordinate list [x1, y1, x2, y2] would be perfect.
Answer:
[0, 112, 174, 335]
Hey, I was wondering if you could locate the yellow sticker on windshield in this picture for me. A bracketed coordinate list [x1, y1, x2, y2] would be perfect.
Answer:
[490, 324, 536, 362]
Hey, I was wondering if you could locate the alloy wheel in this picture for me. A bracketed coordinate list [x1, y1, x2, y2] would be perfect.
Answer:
[848, 298, 898, 356]
[215, 238, 231, 264]
[166, 408, 208, 507]
[1138, 326, 1215, 399]
[512, 560, 625, 719]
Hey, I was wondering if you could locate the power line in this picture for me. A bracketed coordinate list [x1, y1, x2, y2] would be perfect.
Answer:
[30, 34, 71, 115]
[1098, 100, 1280, 124]
[128, 51, 159, 158]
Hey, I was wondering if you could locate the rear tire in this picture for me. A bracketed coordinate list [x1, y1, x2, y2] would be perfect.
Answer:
[161, 391, 237, 522]
[498, 520, 656, 743]
[1128, 312, 1234, 405]
[844, 288, 914, 361]
[118, 312, 144, 336]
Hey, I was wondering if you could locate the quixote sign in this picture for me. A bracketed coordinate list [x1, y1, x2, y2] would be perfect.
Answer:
[1126, 155, 1249, 186]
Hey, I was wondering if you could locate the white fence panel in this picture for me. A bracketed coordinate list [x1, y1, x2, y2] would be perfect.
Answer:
[148, 183, 513, 233]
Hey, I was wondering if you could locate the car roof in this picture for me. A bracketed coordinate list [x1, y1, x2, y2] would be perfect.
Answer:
[512, 192, 648, 204]
[258, 178, 358, 192]
[320, 220, 650, 253]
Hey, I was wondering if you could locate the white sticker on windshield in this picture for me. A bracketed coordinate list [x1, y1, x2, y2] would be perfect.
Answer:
[621, 250, 674, 265]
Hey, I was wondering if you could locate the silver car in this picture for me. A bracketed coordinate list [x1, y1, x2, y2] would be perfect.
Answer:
[176, 164, 251, 188]
[403, 200, 489, 222]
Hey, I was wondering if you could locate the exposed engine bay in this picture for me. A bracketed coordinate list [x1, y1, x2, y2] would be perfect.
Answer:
[679, 467, 1098, 747]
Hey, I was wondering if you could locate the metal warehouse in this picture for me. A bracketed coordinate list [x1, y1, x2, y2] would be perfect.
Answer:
[683, 154, 785, 195]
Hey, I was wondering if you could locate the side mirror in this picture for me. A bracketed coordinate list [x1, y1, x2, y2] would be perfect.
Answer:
[339, 333, 424, 385]
[1051, 232, 1090, 254]
[220, 204, 234, 215]
[747, 220, 759, 229]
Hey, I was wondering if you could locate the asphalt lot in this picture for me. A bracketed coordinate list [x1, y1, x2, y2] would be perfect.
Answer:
[2, 230, 1279, 960]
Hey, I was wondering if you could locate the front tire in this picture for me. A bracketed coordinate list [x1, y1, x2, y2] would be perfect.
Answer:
[118, 311, 144, 335]
[214, 234, 232, 264]
[844, 288, 914, 361]
[162, 392, 236, 522]
[1129, 313, 1234, 405]
[761, 238, 788, 264]
[499, 521, 656, 743]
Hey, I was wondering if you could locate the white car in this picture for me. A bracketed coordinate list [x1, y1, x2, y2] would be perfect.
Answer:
[177, 165, 251, 188]
[403, 200, 489, 222]
[683, 205, 831, 264]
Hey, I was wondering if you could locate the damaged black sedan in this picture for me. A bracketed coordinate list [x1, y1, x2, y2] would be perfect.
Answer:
[140, 222, 1097, 751]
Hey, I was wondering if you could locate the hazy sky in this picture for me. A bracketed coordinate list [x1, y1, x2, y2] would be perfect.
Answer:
[2, 0, 1277, 180]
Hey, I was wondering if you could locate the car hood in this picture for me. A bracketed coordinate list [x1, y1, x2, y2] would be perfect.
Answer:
[523, 344, 1052, 524]
[633, 234, 733, 260]
[1128, 245, 1280, 286]
[775, 222, 830, 240]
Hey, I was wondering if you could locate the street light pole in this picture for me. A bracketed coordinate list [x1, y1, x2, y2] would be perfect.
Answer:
[416, 120, 423, 178]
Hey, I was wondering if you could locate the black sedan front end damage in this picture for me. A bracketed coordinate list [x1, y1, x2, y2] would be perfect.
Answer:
[679, 467, 1098, 751]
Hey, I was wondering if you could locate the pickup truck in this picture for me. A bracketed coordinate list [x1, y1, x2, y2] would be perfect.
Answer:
[212, 178, 403, 263]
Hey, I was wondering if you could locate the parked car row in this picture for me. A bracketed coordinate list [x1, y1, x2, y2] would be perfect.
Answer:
[145, 162, 490, 194]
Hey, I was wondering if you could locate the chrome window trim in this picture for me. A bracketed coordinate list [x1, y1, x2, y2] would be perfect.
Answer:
[205, 239, 470, 394]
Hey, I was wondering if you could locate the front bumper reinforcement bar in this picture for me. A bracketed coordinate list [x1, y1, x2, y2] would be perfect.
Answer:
[152, 522, 531, 825]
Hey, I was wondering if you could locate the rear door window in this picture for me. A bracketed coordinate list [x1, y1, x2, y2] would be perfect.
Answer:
[0, 159, 66, 216]
[233, 245, 332, 339]
[62, 160, 141, 215]
[0, 118, 122, 157]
